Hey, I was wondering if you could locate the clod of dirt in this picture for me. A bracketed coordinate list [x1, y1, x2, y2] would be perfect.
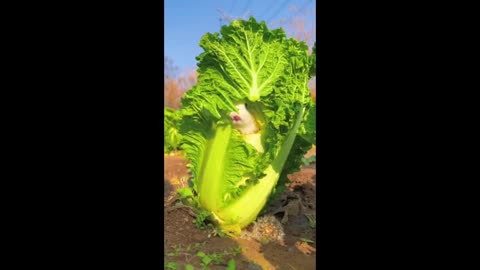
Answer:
[271, 196, 305, 224]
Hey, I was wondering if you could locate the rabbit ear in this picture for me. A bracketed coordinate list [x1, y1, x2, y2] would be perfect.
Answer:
[235, 103, 246, 110]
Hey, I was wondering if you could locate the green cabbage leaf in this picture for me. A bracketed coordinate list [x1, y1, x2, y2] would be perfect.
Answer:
[164, 107, 183, 154]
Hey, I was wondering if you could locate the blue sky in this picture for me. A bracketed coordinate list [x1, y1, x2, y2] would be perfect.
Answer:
[165, 0, 316, 75]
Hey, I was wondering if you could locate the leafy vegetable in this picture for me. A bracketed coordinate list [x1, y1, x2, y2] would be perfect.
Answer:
[164, 262, 177, 269]
[310, 42, 316, 77]
[227, 259, 236, 270]
[298, 101, 316, 146]
[178, 17, 316, 234]
[164, 107, 183, 154]
[302, 155, 316, 166]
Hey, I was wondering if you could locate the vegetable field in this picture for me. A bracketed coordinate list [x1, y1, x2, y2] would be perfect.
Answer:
[164, 147, 316, 269]
[164, 17, 316, 269]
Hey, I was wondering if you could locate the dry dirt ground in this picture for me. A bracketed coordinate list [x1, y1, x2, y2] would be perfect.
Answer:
[164, 147, 317, 270]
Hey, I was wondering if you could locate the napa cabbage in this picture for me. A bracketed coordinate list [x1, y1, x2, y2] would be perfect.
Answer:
[177, 17, 316, 234]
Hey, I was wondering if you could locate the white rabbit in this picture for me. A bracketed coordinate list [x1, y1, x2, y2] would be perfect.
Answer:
[229, 103, 259, 134]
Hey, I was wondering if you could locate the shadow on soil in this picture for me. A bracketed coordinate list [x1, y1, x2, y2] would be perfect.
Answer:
[164, 178, 175, 199]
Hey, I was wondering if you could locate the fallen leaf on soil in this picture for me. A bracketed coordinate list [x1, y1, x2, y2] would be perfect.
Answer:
[234, 238, 277, 270]
[295, 241, 316, 255]
[170, 177, 180, 186]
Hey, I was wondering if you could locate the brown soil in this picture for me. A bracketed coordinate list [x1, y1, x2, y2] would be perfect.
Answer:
[164, 147, 317, 270]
